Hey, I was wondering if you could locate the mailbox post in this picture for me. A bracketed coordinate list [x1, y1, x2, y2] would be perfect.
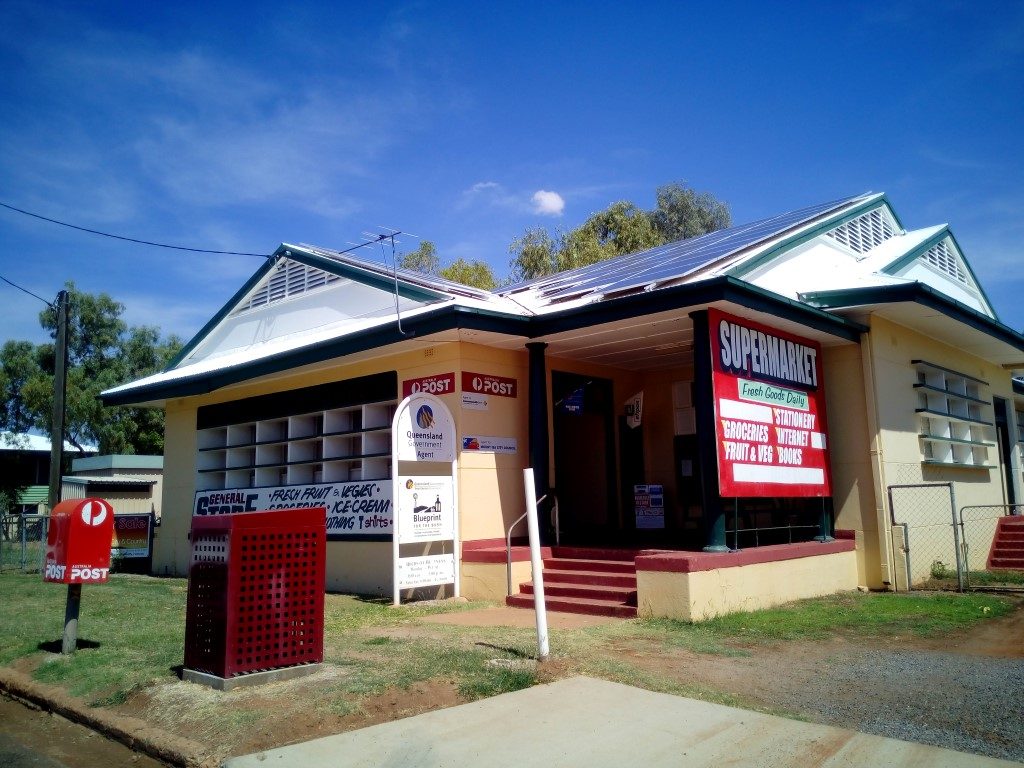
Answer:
[43, 498, 115, 654]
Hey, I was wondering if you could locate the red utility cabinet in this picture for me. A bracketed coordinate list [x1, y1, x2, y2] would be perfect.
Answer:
[43, 498, 116, 584]
[184, 507, 327, 681]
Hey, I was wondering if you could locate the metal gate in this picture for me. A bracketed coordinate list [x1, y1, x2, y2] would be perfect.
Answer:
[887, 483, 961, 591]
[0, 514, 50, 573]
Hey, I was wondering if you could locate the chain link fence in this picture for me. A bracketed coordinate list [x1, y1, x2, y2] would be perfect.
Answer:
[0, 514, 50, 573]
[888, 485, 1024, 591]
[887, 483, 961, 590]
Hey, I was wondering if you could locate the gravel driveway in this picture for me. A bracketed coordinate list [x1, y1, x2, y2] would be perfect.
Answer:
[774, 648, 1023, 762]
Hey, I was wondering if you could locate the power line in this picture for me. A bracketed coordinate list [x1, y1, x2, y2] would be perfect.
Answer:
[0, 273, 53, 307]
[0, 201, 272, 257]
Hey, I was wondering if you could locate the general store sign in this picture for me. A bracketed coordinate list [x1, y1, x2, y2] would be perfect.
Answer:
[461, 371, 518, 398]
[193, 481, 392, 539]
[710, 308, 832, 497]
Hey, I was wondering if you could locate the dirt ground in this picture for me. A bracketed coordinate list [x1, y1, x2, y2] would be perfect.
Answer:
[9, 599, 1023, 765]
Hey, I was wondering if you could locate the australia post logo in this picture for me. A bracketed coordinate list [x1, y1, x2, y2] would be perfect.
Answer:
[80, 499, 110, 527]
[461, 371, 517, 398]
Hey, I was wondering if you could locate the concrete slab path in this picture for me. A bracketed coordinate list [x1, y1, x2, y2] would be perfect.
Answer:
[224, 677, 1014, 768]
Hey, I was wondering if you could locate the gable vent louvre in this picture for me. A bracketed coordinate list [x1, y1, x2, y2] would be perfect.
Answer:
[825, 207, 897, 254]
[923, 238, 969, 284]
[233, 259, 344, 315]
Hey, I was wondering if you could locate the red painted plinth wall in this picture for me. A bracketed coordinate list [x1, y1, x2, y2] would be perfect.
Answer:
[184, 507, 327, 679]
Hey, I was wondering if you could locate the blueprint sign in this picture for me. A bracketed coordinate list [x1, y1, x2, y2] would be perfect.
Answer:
[194, 480, 393, 539]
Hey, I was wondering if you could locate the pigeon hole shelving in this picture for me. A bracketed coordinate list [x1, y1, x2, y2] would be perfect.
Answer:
[913, 359, 995, 468]
[196, 400, 397, 491]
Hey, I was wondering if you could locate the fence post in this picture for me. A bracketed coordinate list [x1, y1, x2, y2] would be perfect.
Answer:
[948, 484, 963, 593]
[20, 515, 27, 572]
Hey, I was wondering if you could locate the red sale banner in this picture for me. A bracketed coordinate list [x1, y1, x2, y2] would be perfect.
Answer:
[709, 308, 832, 498]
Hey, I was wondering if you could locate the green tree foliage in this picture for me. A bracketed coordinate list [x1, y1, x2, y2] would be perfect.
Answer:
[507, 227, 560, 283]
[650, 182, 732, 242]
[559, 201, 662, 272]
[509, 182, 731, 283]
[0, 340, 39, 433]
[1, 282, 182, 457]
[439, 259, 498, 290]
[399, 240, 498, 290]
[398, 241, 440, 275]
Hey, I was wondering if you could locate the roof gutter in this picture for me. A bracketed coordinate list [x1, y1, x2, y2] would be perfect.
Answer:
[102, 277, 866, 407]
[800, 283, 1024, 356]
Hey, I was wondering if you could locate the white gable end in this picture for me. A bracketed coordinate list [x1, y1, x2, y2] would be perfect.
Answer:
[182, 258, 437, 365]
[893, 236, 992, 317]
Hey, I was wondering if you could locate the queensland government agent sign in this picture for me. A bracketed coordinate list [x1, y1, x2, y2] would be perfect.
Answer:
[194, 480, 392, 539]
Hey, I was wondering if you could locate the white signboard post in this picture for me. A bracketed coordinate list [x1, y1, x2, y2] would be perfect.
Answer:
[391, 393, 459, 605]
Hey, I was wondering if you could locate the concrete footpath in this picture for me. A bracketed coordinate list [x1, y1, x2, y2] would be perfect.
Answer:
[224, 676, 1014, 768]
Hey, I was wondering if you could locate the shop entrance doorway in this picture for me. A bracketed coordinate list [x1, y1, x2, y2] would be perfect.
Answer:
[552, 372, 617, 545]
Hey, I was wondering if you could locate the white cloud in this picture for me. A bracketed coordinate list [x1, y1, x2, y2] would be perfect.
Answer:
[459, 183, 565, 217]
[531, 190, 565, 216]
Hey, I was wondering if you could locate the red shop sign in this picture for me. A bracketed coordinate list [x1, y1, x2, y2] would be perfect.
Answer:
[402, 372, 456, 397]
[461, 371, 518, 398]
[709, 308, 832, 498]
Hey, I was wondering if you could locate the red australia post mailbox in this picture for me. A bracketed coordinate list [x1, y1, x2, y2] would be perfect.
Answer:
[44, 498, 116, 584]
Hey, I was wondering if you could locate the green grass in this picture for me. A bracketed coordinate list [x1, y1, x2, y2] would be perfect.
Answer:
[0, 571, 1016, 736]
[0, 573, 187, 704]
[965, 569, 1024, 586]
[630, 592, 1013, 646]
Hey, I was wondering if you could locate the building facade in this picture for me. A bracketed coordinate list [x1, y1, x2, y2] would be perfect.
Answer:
[102, 193, 1024, 617]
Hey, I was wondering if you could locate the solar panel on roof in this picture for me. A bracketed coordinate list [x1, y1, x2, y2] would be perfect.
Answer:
[502, 194, 872, 304]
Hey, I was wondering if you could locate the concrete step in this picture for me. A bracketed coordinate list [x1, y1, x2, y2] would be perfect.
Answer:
[992, 544, 1024, 554]
[542, 557, 636, 574]
[989, 557, 1024, 569]
[506, 593, 637, 618]
[541, 568, 637, 588]
[520, 580, 638, 605]
[550, 546, 640, 561]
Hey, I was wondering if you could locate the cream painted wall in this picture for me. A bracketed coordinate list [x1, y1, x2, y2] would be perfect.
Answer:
[455, 343, 530, 542]
[637, 550, 858, 621]
[153, 399, 199, 575]
[153, 341, 535, 591]
[865, 315, 1019, 587]
[822, 343, 879, 587]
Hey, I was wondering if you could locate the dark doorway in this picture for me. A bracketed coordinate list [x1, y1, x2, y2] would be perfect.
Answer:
[552, 372, 617, 544]
[994, 397, 1016, 506]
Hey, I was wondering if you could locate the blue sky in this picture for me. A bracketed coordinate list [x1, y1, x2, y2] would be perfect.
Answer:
[1, 1, 1022, 347]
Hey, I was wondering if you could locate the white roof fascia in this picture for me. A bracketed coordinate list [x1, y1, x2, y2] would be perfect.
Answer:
[100, 296, 524, 398]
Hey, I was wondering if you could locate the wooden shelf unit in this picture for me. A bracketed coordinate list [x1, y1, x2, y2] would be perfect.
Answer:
[913, 359, 994, 468]
[197, 400, 397, 491]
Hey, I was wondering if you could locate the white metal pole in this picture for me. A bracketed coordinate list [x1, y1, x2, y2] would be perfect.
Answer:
[522, 468, 549, 662]
[391, 403, 402, 606]
[451, 457, 460, 598]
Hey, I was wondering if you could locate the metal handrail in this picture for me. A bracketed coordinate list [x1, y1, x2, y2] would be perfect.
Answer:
[725, 522, 819, 549]
[506, 492, 552, 597]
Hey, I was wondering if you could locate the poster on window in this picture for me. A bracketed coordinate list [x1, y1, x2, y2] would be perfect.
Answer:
[709, 308, 832, 498]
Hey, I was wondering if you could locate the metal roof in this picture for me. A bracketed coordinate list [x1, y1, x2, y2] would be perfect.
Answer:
[501, 194, 873, 306]
[62, 475, 157, 487]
